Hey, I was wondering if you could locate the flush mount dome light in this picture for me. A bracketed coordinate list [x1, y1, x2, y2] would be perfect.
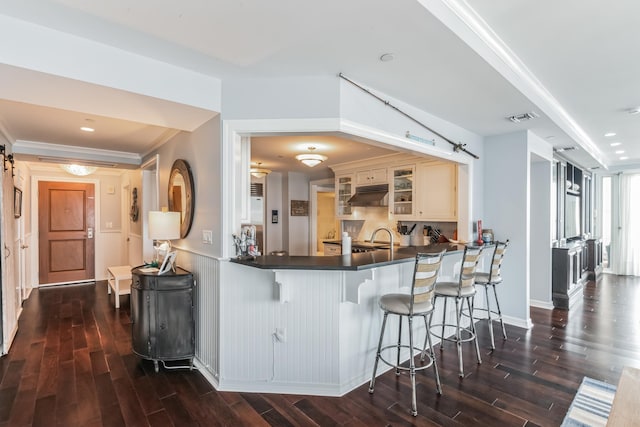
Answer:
[60, 164, 97, 176]
[296, 147, 327, 167]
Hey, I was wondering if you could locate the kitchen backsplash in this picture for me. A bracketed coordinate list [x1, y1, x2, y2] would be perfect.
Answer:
[342, 207, 456, 243]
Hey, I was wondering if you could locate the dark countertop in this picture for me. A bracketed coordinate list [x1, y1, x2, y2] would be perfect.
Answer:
[230, 243, 470, 271]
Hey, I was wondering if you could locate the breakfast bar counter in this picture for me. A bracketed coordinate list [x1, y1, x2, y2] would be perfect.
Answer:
[219, 242, 484, 397]
[230, 242, 467, 271]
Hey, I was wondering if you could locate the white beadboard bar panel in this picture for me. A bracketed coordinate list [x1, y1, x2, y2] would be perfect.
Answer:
[174, 249, 220, 384]
[218, 254, 466, 396]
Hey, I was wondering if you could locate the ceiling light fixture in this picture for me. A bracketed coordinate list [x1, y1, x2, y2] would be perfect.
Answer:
[507, 112, 539, 123]
[604, 132, 616, 137]
[620, 156, 629, 160]
[80, 126, 95, 132]
[615, 150, 625, 154]
[250, 162, 271, 178]
[379, 53, 395, 62]
[296, 147, 327, 168]
[60, 164, 98, 176]
[610, 142, 622, 147]
[627, 107, 640, 115]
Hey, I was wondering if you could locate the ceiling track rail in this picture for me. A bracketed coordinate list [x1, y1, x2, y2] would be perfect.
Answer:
[338, 73, 479, 159]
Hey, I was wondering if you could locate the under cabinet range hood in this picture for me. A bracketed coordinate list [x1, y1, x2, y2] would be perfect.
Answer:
[347, 184, 389, 207]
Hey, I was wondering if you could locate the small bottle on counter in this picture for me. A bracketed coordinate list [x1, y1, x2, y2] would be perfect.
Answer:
[341, 232, 351, 255]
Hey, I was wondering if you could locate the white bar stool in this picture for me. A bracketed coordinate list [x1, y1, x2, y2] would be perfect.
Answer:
[369, 251, 445, 417]
[431, 245, 483, 378]
[473, 240, 509, 349]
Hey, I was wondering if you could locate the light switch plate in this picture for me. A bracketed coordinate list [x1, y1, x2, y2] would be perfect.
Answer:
[202, 230, 213, 244]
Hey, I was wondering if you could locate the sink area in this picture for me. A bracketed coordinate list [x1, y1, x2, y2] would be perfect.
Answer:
[351, 242, 391, 252]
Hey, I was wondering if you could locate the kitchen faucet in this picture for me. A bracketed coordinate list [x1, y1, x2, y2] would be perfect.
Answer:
[369, 227, 394, 249]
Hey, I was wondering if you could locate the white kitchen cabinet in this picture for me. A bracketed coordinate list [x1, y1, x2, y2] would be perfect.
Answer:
[355, 167, 387, 185]
[335, 173, 354, 218]
[415, 162, 457, 221]
[323, 243, 342, 256]
[389, 165, 415, 219]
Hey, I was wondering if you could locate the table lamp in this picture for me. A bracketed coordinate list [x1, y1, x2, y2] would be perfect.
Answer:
[148, 210, 181, 267]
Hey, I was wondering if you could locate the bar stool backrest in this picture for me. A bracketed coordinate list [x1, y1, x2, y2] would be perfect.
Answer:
[487, 240, 509, 283]
[410, 251, 445, 314]
[457, 246, 483, 296]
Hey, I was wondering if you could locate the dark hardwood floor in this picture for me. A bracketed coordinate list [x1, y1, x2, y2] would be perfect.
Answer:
[0, 273, 637, 426]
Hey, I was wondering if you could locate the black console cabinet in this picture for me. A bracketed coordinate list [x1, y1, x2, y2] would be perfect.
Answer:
[586, 238, 603, 280]
[131, 267, 195, 372]
[552, 240, 586, 309]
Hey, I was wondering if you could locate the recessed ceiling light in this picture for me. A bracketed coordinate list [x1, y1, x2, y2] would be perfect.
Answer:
[615, 150, 625, 154]
[604, 132, 616, 137]
[80, 127, 95, 132]
[620, 156, 629, 160]
[545, 135, 556, 140]
[379, 53, 395, 62]
[610, 142, 622, 147]
[627, 107, 640, 115]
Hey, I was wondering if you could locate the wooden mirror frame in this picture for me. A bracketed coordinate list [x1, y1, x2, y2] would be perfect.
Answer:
[168, 159, 195, 238]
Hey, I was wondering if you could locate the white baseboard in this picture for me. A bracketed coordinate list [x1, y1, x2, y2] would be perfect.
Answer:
[530, 299, 554, 310]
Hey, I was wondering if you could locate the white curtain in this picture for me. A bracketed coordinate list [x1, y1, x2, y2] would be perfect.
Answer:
[612, 173, 640, 276]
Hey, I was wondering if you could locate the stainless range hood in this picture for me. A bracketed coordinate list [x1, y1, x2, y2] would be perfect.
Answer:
[347, 184, 389, 207]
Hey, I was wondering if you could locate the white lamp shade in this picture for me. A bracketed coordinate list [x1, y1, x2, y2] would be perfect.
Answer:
[148, 211, 181, 240]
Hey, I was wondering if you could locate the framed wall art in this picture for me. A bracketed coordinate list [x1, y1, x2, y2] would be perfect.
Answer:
[290, 200, 308, 216]
[14, 187, 22, 218]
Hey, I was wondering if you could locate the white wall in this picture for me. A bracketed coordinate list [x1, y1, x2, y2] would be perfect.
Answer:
[222, 77, 340, 120]
[286, 172, 311, 256]
[530, 158, 553, 306]
[145, 117, 223, 257]
[484, 131, 531, 327]
[265, 172, 284, 254]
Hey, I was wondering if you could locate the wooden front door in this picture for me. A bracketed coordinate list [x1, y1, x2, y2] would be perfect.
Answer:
[38, 181, 95, 285]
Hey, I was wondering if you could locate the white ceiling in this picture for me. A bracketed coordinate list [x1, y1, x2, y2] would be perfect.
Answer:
[1, 0, 639, 172]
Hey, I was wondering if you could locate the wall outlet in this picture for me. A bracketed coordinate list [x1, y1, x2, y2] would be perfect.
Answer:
[275, 328, 287, 343]
[202, 230, 213, 244]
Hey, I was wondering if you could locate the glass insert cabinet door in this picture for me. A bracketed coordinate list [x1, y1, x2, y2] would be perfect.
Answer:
[392, 166, 414, 217]
[337, 175, 353, 217]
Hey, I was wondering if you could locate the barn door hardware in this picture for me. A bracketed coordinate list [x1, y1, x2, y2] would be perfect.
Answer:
[338, 73, 479, 159]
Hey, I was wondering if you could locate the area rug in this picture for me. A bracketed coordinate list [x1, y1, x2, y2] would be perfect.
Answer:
[561, 376, 617, 427]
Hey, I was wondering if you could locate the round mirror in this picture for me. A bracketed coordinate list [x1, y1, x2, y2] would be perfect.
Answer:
[168, 159, 195, 238]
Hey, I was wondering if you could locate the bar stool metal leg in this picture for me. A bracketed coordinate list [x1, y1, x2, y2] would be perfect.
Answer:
[369, 312, 388, 393]
[396, 317, 402, 375]
[492, 284, 507, 340]
[408, 316, 417, 416]
[484, 284, 495, 349]
[455, 298, 463, 377]
[424, 313, 442, 394]
[440, 296, 447, 351]
[467, 296, 482, 364]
